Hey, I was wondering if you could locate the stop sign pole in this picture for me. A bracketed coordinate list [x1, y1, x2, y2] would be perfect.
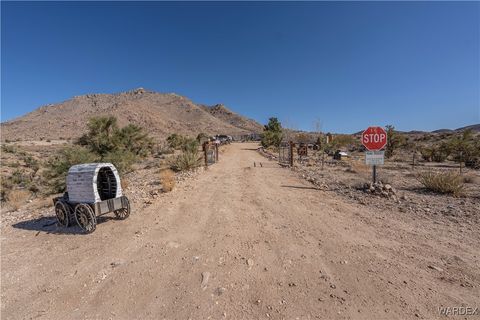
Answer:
[362, 126, 387, 183]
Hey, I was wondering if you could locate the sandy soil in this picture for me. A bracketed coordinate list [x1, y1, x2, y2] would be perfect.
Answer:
[1, 143, 479, 319]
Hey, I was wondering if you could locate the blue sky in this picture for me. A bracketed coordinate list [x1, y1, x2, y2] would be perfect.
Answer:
[1, 1, 479, 133]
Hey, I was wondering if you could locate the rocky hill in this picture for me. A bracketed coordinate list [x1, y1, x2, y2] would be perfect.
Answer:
[1, 88, 263, 141]
[432, 124, 480, 133]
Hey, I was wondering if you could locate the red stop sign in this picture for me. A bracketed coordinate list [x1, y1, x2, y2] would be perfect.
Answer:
[362, 127, 387, 151]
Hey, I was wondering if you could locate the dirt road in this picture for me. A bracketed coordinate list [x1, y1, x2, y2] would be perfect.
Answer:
[2, 143, 479, 319]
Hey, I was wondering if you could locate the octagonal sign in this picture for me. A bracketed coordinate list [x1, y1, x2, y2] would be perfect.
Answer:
[362, 126, 387, 151]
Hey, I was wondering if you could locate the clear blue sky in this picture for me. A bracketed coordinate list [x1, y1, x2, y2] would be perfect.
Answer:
[2, 1, 479, 133]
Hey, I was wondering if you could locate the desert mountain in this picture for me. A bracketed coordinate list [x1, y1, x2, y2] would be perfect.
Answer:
[432, 124, 480, 133]
[353, 124, 480, 135]
[199, 104, 263, 134]
[1, 88, 263, 141]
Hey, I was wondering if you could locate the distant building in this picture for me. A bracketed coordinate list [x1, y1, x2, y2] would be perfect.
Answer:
[326, 133, 333, 144]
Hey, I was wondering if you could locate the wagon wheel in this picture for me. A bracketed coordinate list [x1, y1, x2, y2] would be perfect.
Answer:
[55, 201, 71, 227]
[74, 204, 97, 234]
[114, 197, 130, 220]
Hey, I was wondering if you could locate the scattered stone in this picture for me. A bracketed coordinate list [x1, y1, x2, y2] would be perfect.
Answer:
[110, 261, 124, 268]
[167, 241, 180, 248]
[201, 272, 210, 287]
[247, 259, 254, 267]
[428, 265, 443, 272]
[214, 287, 226, 296]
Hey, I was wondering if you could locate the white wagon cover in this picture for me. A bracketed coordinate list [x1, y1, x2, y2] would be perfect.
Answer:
[66, 163, 123, 203]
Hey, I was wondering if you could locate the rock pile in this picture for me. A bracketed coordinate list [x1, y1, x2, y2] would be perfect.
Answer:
[302, 174, 329, 190]
[363, 182, 398, 201]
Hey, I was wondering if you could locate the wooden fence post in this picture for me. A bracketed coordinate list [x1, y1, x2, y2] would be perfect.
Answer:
[289, 141, 294, 167]
[203, 142, 208, 167]
[215, 144, 219, 163]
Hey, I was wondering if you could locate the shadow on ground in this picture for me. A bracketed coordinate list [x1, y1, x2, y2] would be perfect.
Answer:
[12, 215, 115, 235]
[281, 185, 319, 190]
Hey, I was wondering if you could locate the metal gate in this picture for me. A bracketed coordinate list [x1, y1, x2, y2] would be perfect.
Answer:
[278, 142, 293, 166]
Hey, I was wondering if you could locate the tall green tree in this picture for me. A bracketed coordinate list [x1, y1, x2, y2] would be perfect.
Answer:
[261, 117, 283, 148]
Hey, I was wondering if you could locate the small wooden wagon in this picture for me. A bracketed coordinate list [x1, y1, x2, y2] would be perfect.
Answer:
[53, 163, 131, 233]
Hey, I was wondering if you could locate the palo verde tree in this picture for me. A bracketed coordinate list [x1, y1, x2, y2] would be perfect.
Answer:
[261, 117, 283, 148]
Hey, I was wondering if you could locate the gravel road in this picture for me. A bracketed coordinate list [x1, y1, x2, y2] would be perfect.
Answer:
[2, 143, 479, 319]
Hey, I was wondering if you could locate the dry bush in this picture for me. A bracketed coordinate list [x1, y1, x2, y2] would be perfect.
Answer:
[346, 160, 369, 178]
[8, 189, 31, 211]
[159, 169, 175, 192]
[121, 178, 129, 190]
[266, 145, 279, 154]
[417, 171, 465, 196]
[32, 197, 53, 209]
[463, 174, 479, 184]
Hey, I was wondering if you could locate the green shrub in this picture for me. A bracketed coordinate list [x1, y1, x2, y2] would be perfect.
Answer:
[2, 169, 39, 199]
[10, 169, 27, 185]
[76, 116, 153, 171]
[196, 133, 210, 144]
[2, 145, 16, 153]
[417, 171, 465, 196]
[167, 133, 186, 150]
[327, 134, 358, 151]
[447, 130, 480, 168]
[385, 125, 406, 158]
[420, 146, 449, 162]
[1, 178, 13, 202]
[261, 117, 283, 148]
[181, 137, 199, 153]
[102, 150, 137, 174]
[23, 155, 40, 173]
[170, 151, 201, 172]
[116, 124, 154, 157]
[77, 116, 120, 157]
[43, 146, 98, 194]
